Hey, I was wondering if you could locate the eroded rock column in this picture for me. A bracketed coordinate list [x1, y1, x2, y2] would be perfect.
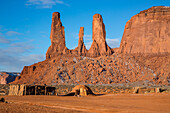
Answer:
[77, 27, 87, 55]
[88, 14, 113, 57]
[46, 12, 66, 59]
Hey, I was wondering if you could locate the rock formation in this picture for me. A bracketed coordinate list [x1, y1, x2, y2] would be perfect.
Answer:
[46, 12, 66, 59]
[120, 6, 170, 56]
[88, 14, 113, 57]
[0, 72, 19, 84]
[46, 12, 113, 58]
[74, 27, 87, 55]
[12, 6, 170, 85]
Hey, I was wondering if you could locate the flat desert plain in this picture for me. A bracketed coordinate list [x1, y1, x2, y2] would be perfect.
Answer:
[0, 93, 170, 113]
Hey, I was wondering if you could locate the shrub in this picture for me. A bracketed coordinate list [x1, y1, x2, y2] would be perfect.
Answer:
[0, 98, 5, 102]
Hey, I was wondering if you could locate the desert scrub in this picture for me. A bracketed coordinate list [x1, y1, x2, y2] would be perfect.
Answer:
[0, 98, 5, 102]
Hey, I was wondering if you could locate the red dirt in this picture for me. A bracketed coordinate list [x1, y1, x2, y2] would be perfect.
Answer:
[1, 93, 170, 113]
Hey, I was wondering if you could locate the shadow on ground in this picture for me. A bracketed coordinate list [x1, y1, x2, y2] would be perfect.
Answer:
[58, 92, 105, 96]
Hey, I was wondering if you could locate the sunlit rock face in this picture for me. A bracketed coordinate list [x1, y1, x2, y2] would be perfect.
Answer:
[46, 12, 113, 59]
[73, 27, 87, 55]
[46, 12, 66, 59]
[12, 6, 170, 85]
[120, 6, 170, 56]
[88, 14, 113, 57]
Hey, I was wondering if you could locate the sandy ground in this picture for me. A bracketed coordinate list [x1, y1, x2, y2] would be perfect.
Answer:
[0, 93, 170, 113]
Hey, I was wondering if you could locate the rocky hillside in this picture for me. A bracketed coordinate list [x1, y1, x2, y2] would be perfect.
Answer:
[13, 54, 162, 85]
[0, 72, 19, 84]
[12, 6, 170, 85]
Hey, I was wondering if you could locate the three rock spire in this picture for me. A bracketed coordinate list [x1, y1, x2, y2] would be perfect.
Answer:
[46, 12, 113, 59]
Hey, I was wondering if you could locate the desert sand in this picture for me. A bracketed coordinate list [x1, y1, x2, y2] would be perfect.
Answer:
[0, 93, 170, 113]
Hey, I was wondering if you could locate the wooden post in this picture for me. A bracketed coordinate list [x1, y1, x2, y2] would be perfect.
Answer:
[29, 86, 30, 95]
[35, 86, 37, 95]
[45, 86, 46, 95]
[24, 85, 27, 95]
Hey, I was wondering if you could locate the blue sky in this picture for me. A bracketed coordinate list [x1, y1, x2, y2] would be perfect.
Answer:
[0, 0, 169, 72]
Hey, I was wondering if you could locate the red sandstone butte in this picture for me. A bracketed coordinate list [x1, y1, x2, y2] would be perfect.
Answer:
[12, 6, 170, 85]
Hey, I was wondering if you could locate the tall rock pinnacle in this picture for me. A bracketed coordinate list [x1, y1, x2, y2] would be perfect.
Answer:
[76, 27, 87, 55]
[46, 12, 66, 59]
[78, 27, 84, 47]
[88, 14, 113, 57]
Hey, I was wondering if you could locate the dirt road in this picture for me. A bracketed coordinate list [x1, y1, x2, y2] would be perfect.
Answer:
[0, 93, 170, 113]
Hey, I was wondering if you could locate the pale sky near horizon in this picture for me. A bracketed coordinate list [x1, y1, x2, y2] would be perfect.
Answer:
[0, 0, 169, 72]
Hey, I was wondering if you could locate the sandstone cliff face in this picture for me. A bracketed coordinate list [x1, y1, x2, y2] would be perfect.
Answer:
[120, 6, 170, 55]
[88, 14, 113, 57]
[46, 12, 66, 59]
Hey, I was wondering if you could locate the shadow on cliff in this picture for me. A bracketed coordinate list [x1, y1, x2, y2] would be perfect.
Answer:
[6, 75, 17, 84]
